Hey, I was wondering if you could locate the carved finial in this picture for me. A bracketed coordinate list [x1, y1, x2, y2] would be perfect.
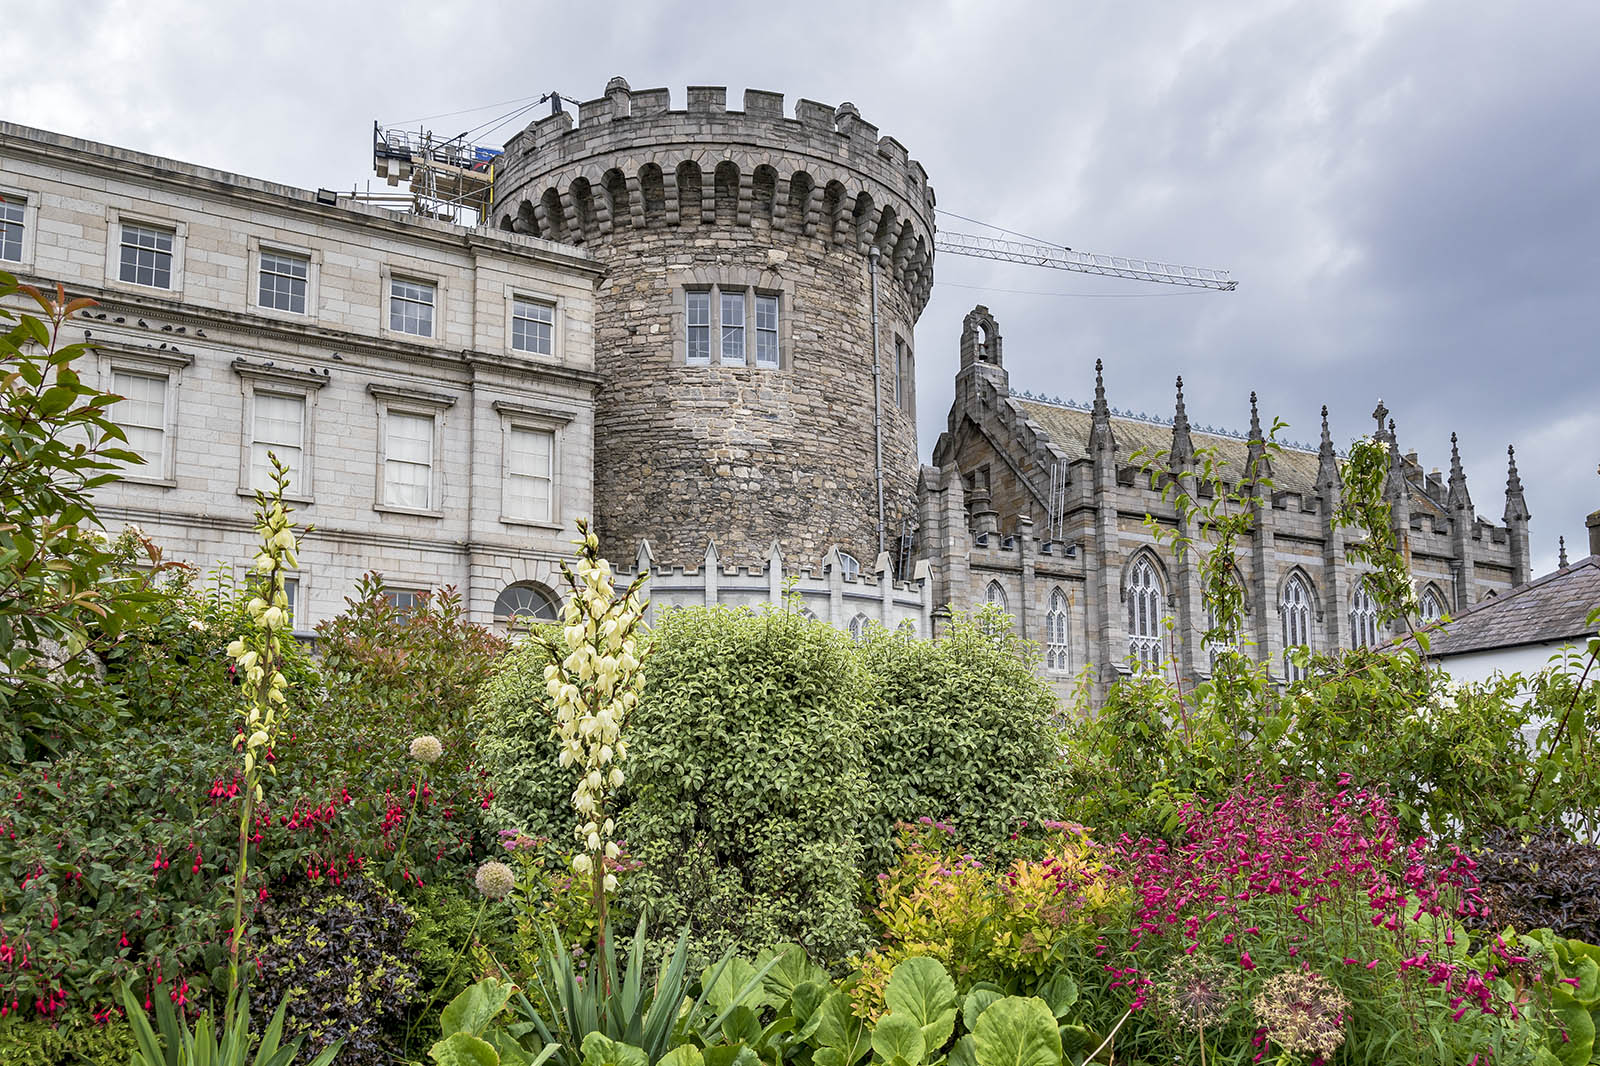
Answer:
[1245, 390, 1271, 484]
[1316, 403, 1341, 495]
[1170, 374, 1194, 469]
[1089, 359, 1116, 457]
[1559, 536, 1569, 568]
[1248, 391, 1262, 436]
[1447, 430, 1473, 514]
[1504, 443, 1530, 524]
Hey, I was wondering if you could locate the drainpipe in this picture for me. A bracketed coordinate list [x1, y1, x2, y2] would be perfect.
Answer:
[870, 246, 885, 555]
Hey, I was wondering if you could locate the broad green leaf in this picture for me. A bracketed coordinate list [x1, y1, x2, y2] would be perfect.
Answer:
[702, 1045, 760, 1066]
[442, 977, 515, 1038]
[872, 1014, 927, 1066]
[489, 1031, 534, 1066]
[430, 1032, 502, 1066]
[948, 1036, 978, 1066]
[702, 958, 765, 1013]
[757, 942, 831, 1004]
[722, 1005, 763, 1046]
[1548, 997, 1594, 1066]
[1035, 976, 1078, 1020]
[579, 1032, 649, 1066]
[815, 991, 872, 1064]
[961, 987, 1004, 1035]
[972, 998, 1061, 1066]
[658, 1047, 704, 1066]
[884, 957, 957, 1052]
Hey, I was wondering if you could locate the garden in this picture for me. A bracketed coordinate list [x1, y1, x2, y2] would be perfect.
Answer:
[3, 278, 1599, 1066]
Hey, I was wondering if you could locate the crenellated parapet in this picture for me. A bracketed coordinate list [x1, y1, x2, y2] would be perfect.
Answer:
[492, 77, 937, 313]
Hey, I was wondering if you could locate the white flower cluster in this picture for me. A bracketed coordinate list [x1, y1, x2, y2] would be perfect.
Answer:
[541, 526, 646, 895]
[225, 497, 299, 801]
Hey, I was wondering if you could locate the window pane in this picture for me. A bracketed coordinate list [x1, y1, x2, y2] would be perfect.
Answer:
[685, 291, 711, 364]
[252, 393, 305, 493]
[120, 223, 175, 289]
[720, 291, 745, 365]
[0, 197, 22, 262]
[755, 295, 779, 367]
[506, 426, 554, 520]
[260, 251, 309, 313]
[385, 412, 433, 508]
[391, 278, 436, 337]
[512, 297, 554, 354]
[112, 370, 167, 473]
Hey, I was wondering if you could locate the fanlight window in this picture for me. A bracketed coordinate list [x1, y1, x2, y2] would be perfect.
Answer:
[1126, 557, 1167, 670]
[1420, 587, 1447, 625]
[494, 583, 560, 630]
[1045, 589, 1070, 675]
[1349, 581, 1380, 649]
[1281, 574, 1313, 682]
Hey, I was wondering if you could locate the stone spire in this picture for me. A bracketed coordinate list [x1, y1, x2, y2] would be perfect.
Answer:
[1169, 375, 1194, 470]
[1087, 358, 1116, 457]
[1559, 536, 1569, 568]
[1446, 432, 1474, 515]
[1244, 391, 1272, 482]
[1503, 444, 1530, 523]
[1316, 404, 1341, 494]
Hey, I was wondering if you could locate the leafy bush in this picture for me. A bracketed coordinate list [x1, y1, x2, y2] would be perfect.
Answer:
[624, 605, 874, 964]
[475, 636, 577, 842]
[0, 1017, 138, 1066]
[1477, 827, 1600, 944]
[858, 607, 1063, 869]
[252, 873, 421, 1061]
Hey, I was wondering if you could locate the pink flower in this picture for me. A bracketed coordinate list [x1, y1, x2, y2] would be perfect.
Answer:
[1240, 950, 1256, 970]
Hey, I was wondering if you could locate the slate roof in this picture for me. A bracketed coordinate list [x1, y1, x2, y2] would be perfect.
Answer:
[1015, 399, 1328, 496]
[1427, 555, 1600, 657]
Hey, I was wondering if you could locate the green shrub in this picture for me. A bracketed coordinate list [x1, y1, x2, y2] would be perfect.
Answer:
[624, 605, 874, 964]
[0, 1017, 138, 1065]
[474, 636, 574, 841]
[859, 606, 1063, 868]
[253, 873, 422, 1061]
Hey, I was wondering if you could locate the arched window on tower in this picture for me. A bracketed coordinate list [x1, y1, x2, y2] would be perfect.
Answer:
[1045, 588, 1070, 675]
[1126, 556, 1167, 671]
[1419, 586, 1447, 626]
[985, 580, 1008, 614]
[1349, 580, 1380, 649]
[1280, 573, 1313, 682]
[494, 581, 560, 636]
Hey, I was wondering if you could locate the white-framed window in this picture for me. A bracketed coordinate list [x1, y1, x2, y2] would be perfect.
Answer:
[1420, 586, 1447, 625]
[382, 410, 435, 510]
[720, 290, 746, 365]
[0, 194, 24, 262]
[119, 222, 175, 289]
[506, 426, 555, 522]
[848, 613, 871, 641]
[389, 276, 436, 337]
[1350, 581, 1380, 649]
[836, 551, 861, 580]
[1281, 573, 1313, 682]
[250, 391, 307, 495]
[282, 577, 301, 632]
[1126, 556, 1167, 670]
[383, 588, 428, 617]
[685, 290, 711, 365]
[111, 369, 170, 478]
[511, 296, 555, 356]
[755, 294, 780, 367]
[494, 582, 560, 632]
[1045, 588, 1070, 674]
[259, 249, 309, 314]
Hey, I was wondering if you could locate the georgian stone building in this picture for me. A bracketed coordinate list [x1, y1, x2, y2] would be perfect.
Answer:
[0, 121, 604, 632]
[921, 306, 1531, 702]
[2, 78, 1535, 698]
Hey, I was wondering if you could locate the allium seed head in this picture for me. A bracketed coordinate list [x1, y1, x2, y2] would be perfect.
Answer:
[474, 860, 516, 900]
[409, 735, 444, 765]
[1251, 969, 1350, 1058]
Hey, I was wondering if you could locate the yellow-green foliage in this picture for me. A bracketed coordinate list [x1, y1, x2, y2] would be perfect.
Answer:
[855, 820, 1126, 1016]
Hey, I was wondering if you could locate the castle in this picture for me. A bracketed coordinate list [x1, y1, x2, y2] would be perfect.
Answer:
[0, 76, 1530, 704]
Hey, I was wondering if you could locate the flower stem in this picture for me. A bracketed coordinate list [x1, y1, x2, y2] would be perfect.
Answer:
[396, 765, 425, 866]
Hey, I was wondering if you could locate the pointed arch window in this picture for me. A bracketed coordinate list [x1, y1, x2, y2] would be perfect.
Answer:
[1419, 586, 1447, 625]
[1126, 556, 1167, 670]
[1045, 588, 1070, 675]
[847, 613, 871, 641]
[985, 580, 1008, 613]
[1206, 568, 1247, 669]
[1350, 580, 1380, 649]
[1281, 573, 1313, 682]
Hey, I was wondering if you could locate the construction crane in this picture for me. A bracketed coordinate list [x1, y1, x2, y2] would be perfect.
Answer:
[933, 230, 1237, 291]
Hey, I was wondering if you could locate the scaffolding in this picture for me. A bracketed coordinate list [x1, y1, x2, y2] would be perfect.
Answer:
[366, 123, 500, 225]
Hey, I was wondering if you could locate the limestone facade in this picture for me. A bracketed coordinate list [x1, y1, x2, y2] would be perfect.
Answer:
[924, 306, 1532, 704]
[0, 121, 605, 632]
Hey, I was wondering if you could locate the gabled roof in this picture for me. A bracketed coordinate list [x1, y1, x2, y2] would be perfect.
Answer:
[1428, 555, 1600, 657]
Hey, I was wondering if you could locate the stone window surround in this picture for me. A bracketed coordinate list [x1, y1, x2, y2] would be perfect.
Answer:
[493, 399, 576, 530]
[248, 236, 321, 323]
[380, 264, 446, 344]
[1045, 586, 1071, 676]
[502, 284, 566, 361]
[368, 383, 456, 519]
[0, 181, 39, 268]
[97, 343, 193, 488]
[667, 267, 795, 369]
[232, 358, 328, 504]
[104, 210, 187, 298]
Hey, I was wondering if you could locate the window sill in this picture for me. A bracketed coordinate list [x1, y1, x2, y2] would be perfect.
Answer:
[374, 503, 444, 520]
[237, 487, 314, 506]
[109, 278, 182, 298]
[119, 475, 178, 489]
[499, 516, 563, 531]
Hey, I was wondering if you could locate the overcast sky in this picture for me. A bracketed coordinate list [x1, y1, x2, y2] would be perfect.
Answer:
[7, 0, 1597, 575]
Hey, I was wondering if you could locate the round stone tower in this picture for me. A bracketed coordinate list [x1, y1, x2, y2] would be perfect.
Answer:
[492, 77, 936, 569]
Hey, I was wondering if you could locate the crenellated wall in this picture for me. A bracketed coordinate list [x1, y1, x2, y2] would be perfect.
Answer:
[492, 78, 936, 570]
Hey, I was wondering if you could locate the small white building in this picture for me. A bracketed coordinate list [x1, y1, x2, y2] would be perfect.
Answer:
[1427, 513, 1600, 684]
[1, 121, 606, 633]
